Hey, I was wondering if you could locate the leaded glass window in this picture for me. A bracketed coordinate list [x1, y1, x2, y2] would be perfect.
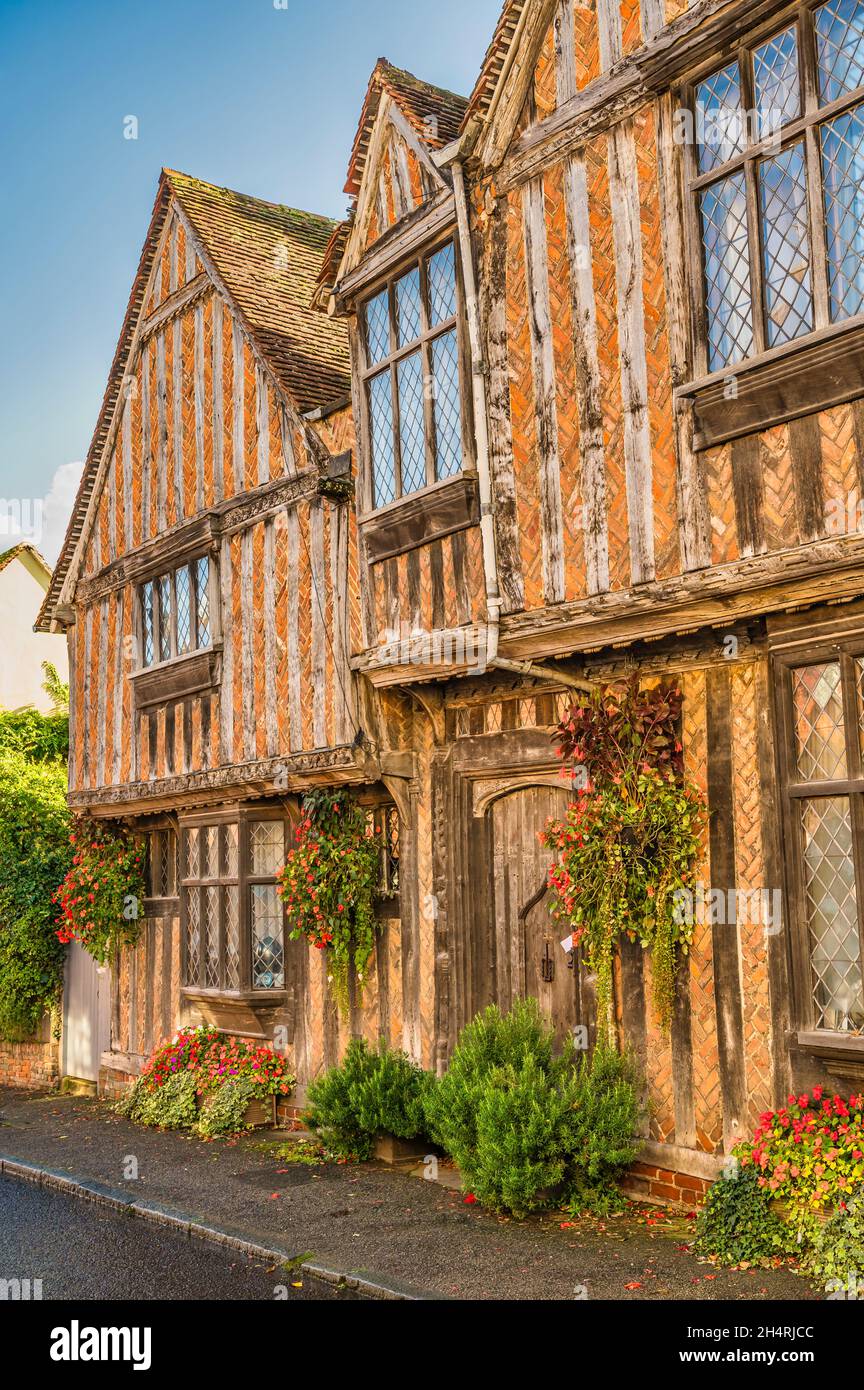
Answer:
[361, 239, 464, 507]
[180, 815, 286, 995]
[779, 646, 864, 1035]
[139, 555, 214, 668]
[689, 1, 864, 374]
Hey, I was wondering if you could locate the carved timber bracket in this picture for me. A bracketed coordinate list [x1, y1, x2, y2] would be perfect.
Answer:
[401, 686, 446, 744]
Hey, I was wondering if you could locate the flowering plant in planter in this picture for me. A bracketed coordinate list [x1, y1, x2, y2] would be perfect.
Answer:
[542, 679, 708, 1033]
[276, 789, 381, 1012]
[735, 1088, 864, 1243]
[117, 1026, 295, 1138]
[52, 817, 147, 964]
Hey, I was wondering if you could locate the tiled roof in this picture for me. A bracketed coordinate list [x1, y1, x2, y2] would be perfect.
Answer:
[37, 172, 350, 632]
[0, 543, 51, 580]
[345, 58, 468, 197]
[461, 0, 529, 130]
[167, 171, 350, 415]
[312, 218, 353, 311]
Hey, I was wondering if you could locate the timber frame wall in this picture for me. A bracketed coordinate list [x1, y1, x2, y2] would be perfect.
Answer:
[47, 1, 864, 1179]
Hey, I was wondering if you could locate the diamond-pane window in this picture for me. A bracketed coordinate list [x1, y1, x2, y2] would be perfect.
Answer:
[365, 289, 391, 365]
[700, 173, 755, 370]
[397, 351, 427, 495]
[223, 823, 238, 878]
[793, 663, 847, 780]
[184, 827, 200, 881]
[158, 575, 172, 662]
[250, 821, 284, 875]
[431, 330, 462, 480]
[204, 886, 220, 988]
[696, 62, 745, 174]
[369, 371, 397, 507]
[428, 242, 457, 325]
[224, 886, 241, 991]
[395, 268, 423, 347]
[362, 242, 462, 509]
[186, 887, 201, 987]
[802, 799, 864, 1030]
[753, 28, 801, 139]
[815, 0, 864, 104]
[196, 557, 211, 648]
[821, 105, 864, 321]
[251, 885, 284, 990]
[175, 565, 192, 654]
[759, 142, 814, 347]
[142, 582, 155, 666]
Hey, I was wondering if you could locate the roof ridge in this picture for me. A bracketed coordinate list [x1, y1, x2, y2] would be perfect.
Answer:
[163, 168, 340, 228]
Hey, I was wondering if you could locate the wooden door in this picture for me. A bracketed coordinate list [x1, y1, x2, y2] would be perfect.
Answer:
[490, 785, 585, 1046]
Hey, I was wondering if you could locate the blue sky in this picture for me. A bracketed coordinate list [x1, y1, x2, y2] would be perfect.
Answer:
[0, 0, 501, 558]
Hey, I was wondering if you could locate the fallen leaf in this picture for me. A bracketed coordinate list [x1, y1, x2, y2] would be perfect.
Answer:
[624, 1281, 642, 1291]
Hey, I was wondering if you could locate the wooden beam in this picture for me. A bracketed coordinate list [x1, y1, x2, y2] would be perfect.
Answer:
[563, 153, 610, 595]
[522, 176, 566, 605]
[607, 120, 655, 585]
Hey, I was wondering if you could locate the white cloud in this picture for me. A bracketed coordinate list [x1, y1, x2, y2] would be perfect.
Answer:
[0, 460, 84, 566]
[40, 461, 84, 566]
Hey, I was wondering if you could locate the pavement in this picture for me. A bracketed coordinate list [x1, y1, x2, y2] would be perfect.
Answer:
[0, 1086, 820, 1302]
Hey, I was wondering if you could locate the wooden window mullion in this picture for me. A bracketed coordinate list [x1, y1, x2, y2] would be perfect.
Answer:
[739, 47, 769, 356]
[800, 11, 831, 327]
[238, 814, 252, 991]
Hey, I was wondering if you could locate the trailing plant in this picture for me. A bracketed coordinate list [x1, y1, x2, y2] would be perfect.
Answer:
[695, 1165, 792, 1267]
[277, 789, 382, 1011]
[804, 1201, 864, 1294]
[0, 741, 71, 1040]
[425, 999, 641, 1217]
[305, 1038, 433, 1160]
[53, 817, 147, 964]
[543, 678, 708, 1032]
[116, 1027, 294, 1137]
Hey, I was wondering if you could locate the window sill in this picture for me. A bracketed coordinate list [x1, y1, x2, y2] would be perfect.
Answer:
[182, 987, 288, 1041]
[360, 472, 479, 562]
[678, 317, 864, 451]
[131, 646, 222, 710]
[797, 1029, 864, 1066]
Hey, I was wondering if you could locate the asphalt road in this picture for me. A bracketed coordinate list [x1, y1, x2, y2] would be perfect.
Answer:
[0, 1177, 288, 1301]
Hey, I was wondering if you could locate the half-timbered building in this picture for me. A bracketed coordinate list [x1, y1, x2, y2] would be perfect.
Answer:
[40, 0, 864, 1197]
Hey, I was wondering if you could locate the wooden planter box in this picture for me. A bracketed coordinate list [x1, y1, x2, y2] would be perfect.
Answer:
[771, 1199, 831, 1228]
[244, 1096, 276, 1129]
[372, 1135, 430, 1165]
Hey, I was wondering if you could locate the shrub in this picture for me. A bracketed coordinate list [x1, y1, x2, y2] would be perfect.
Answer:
[305, 1038, 433, 1160]
[424, 998, 556, 1163]
[119, 1069, 199, 1130]
[425, 999, 641, 1216]
[0, 908, 67, 1041]
[695, 1165, 792, 1267]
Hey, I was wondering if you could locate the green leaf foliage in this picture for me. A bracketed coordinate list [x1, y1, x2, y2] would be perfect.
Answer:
[695, 1166, 792, 1267]
[0, 741, 71, 1040]
[305, 1038, 434, 1160]
[425, 999, 641, 1217]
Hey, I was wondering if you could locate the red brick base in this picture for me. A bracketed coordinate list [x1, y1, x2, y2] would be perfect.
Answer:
[622, 1161, 712, 1207]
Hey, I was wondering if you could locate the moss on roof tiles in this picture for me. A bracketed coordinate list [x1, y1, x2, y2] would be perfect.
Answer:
[165, 170, 350, 415]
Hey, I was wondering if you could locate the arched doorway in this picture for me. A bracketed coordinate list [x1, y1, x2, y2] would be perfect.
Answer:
[487, 784, 591, 1047]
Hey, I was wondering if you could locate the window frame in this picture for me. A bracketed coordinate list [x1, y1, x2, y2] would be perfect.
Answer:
[138, 554, 215, 672]
[775, 638, 864, 1041]
[179, 807, 288, 999]
[358, 233, 471, 515]
[682, 0, 864, 381]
